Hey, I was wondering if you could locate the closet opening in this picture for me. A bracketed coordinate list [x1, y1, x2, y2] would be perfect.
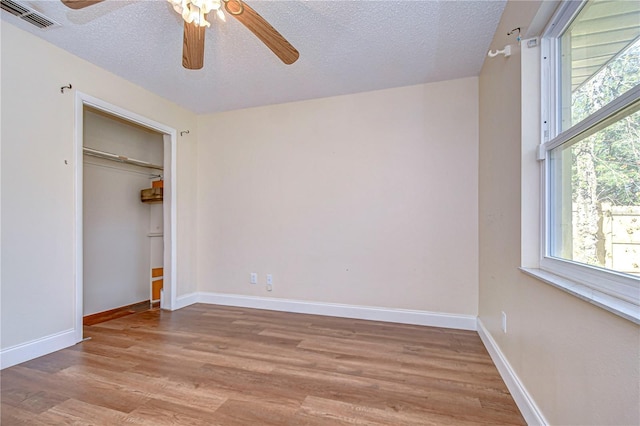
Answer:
[74, 94, 177, 340]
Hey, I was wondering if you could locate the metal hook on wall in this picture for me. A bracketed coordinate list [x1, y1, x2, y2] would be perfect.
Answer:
[180, 130, 190, 136]
[508, 27, 521, 44]
[60, 84, 72, 94]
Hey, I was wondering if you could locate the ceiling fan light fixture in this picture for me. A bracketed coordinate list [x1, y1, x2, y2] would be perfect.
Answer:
[216, 7, 225, 22]
[167, 0, 223, 27]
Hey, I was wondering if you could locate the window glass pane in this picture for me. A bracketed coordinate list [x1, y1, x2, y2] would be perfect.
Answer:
[549, 106, 640, 276]
[560, 0, 640, 131]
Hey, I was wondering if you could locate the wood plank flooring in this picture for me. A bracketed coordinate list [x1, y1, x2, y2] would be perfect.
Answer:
[82, 300, 151, 326]
[1, 304, 525, 425]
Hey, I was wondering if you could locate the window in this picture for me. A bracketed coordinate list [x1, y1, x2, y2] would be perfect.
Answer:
[541, 0, 640, 309]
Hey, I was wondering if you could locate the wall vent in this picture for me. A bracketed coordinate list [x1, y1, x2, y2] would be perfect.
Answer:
[1, 0, 29, 16]
[1, 0, 60, 29]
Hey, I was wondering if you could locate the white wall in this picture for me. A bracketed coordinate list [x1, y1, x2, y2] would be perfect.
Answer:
[197, 78, 479, 316]
[478, 1, 640, 424]
[0, 22, 197, 353]
[83, 110, 163, 315]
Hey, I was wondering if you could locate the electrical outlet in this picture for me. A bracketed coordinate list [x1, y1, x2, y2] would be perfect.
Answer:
[501, 311, 507, 334]
[266, 274, 273, 291]
[250, 273, 257, 284]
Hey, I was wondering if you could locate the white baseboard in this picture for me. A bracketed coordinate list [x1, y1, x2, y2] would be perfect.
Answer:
[0, 328, 77, 370]
[178, 292, 477, 331]
[174, 292, 199, 310]
[477, 319, 547, 426]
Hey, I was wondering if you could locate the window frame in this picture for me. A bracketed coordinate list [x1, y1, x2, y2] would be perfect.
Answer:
[539, 0, 640, 308]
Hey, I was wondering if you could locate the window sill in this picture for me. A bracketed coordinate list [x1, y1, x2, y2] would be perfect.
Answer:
[520, 267, 640, 325]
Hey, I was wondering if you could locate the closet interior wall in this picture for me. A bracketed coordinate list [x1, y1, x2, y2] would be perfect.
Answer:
[83, 107, 164, 316]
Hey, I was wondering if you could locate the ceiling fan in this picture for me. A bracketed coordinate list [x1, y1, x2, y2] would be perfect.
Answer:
[60, 0, 299, 70]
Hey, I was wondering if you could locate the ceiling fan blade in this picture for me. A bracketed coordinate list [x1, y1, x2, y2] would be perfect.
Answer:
[183, 21, 206, 70]
[61, 0, 105, 9]
[224, 0, 299, 65]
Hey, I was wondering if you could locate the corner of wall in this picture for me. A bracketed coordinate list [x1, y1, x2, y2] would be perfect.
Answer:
[476, 319, 548, 425]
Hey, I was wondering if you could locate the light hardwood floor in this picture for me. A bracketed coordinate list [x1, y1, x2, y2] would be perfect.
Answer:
[1, 304, 525, 425]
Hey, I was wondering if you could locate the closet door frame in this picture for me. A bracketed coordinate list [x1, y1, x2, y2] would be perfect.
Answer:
[73, 92, 178, 342]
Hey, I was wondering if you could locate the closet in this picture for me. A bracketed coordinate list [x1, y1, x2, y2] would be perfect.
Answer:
[83, 107, 164, 319]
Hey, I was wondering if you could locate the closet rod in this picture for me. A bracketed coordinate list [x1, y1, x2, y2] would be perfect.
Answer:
[84, 160, 162, 179]
[83, 147, 164, 171]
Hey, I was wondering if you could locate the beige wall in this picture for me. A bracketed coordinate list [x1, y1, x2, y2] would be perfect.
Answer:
[0, 23, 198, 349]
[197, 78, 479, 315]
[478, 1, 640, 425]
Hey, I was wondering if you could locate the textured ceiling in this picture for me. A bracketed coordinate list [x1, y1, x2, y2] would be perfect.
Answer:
[2, 0, 507, 114]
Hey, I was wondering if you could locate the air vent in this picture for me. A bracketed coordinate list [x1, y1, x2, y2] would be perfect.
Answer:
[0, 0, 59, 29]
[1, 0, 28, 16]
[21, 12, 56, 28]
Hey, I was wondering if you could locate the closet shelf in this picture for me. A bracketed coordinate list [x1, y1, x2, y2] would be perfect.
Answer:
[84, 147, 163, 171]
[141, 187, 163, 203]
[141, 179, 163, 204]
